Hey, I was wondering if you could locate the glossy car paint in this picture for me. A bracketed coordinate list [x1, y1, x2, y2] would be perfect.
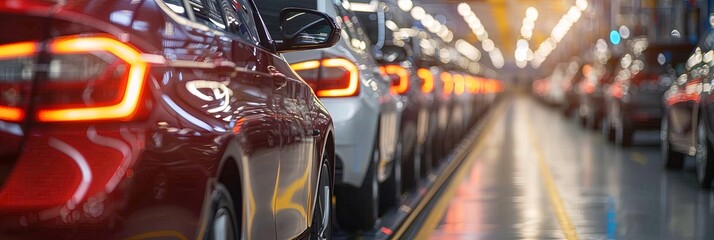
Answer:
[0, 1, 334, 239]
[281, 0, 399, 187]
[665, 44, 714, 156]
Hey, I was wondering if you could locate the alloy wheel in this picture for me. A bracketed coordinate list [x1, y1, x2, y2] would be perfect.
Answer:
[211, 208, 235, 240]
[311, 160, 331, 240]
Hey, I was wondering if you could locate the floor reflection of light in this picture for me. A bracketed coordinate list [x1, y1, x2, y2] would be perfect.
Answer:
[516, 99, 549, 239]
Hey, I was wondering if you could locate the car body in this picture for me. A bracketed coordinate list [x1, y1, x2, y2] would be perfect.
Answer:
[603, 37, 693, 146]
[409, 32, 452, 172]
[351, 0, 431, 198]
[560, 61, 584, 117]
[662, 33, 714, 188]
[576, 57, 619, 129]
[257, 0, 399, 232]
[536, 63, 569, 106]
[0, 0, 338, 239]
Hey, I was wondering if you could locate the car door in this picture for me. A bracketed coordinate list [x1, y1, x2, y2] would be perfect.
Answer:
[174, 0, 283, 239]
[259, 9, 319, 240]
[269, 54, 318, 239]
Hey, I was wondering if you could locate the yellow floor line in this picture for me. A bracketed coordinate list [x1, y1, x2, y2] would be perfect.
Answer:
[412, 99, 511, 239]
[630, 152, 648, 165]
[526, 110, 579, 240]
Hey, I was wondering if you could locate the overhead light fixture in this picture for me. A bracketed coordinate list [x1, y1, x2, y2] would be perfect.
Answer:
[397, 0, 413, 11]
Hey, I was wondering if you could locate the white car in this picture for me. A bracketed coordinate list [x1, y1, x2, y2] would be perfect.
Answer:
[256, 0, 399, 232]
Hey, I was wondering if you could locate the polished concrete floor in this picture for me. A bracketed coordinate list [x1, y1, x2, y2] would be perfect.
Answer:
[428, 96, 714, 240]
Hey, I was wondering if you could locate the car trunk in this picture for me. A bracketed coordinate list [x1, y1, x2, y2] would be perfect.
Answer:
[0, 5, 53, 186]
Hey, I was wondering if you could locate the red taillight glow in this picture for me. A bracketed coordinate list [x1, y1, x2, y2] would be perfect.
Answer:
[0, 41, 36, 59]
[0, 41, 37, 122]
[381, 65, 409, 95]
[291, 58, 359, 98]
[418, 68, 434, 93]
[37, 36, 148, 122]
[0, 106, 24, 122]
[465, 75, 480, 94]
[453, 74, 465, 96]
[441, 72, 453, 95]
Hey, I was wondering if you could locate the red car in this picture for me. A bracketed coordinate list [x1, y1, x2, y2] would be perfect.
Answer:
[0, 0, 339, 239]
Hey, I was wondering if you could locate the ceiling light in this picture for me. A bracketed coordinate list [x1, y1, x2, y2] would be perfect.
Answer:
[397, 0, 413, 11]
[411, 6, 426, 20]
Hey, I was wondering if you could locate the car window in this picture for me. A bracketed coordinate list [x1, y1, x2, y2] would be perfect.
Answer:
[221, 0, 260, 44]
[163, 0, 188, 17]
[254, 0, 318, 41]
[188, 0, 225, 30]
[187, 0, 260, 44]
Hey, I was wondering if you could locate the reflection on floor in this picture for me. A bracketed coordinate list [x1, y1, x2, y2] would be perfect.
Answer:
[429, 96, 714, 240]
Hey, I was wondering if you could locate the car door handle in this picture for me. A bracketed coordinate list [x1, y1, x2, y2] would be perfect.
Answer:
[308, 129, 320, 137]
[214, 60, 238, 77]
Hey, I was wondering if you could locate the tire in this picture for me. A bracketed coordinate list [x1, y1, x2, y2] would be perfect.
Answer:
[661, 117, 684, 169]
[401, 126, 420, 192]
[207, 183, 239, 240]
[335, 140, 379, 232]
[601, 118, 615, 142]
[615, 116, 633, 146]
[310, 159, 332, 240]
[584, 106, 597, 130]
[379, 140, 402, 215]
[695, 120, 714, 188]
[420, 138, 432, 179]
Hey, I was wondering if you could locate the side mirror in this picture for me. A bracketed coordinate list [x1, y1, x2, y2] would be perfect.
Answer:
[276, 8, 341, 53]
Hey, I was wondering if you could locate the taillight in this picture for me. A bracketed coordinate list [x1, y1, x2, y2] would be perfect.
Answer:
[417, 68, 434, 93]
[291, 58, 359, 98]
[37, 36, 148, 122]
[381, 64, 409, 95]
[441, 72, 453, 96]
[453, 74, 465, 96]
[631, 72, 660, 86]
[465, 75, 479, 94]
[0, 41, 37, 122]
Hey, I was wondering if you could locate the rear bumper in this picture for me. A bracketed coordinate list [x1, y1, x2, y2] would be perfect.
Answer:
[624, 103, 663, 130]
[322, 97, 380, 187]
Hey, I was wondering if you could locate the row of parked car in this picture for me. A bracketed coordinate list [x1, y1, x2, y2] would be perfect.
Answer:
[0, 0, 502, 239]
[532, 33, 714, 189]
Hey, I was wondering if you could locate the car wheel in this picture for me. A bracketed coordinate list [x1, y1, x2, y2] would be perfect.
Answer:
[379, 141, 402, 215]
[335, 140, 379, 232]
[421, 138, 432, 179]
[207, 183, 238, 240]
[695, 120, 714, 188]
[585, 106, 597, 129]
[401, 127, 420, 192]
[661, 117, 684, 169]
[601, 118, 615, 142]
[310, 159, 332, 240]
[615, 115, 633, 146]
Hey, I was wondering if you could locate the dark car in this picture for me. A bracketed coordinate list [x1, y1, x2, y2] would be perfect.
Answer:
[603, 37, 693, 146]
[576, 57, 619, 129]
[662, 33, 714, 188]
[0, 0, 339, 239]
[560, 60, 584, 117]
